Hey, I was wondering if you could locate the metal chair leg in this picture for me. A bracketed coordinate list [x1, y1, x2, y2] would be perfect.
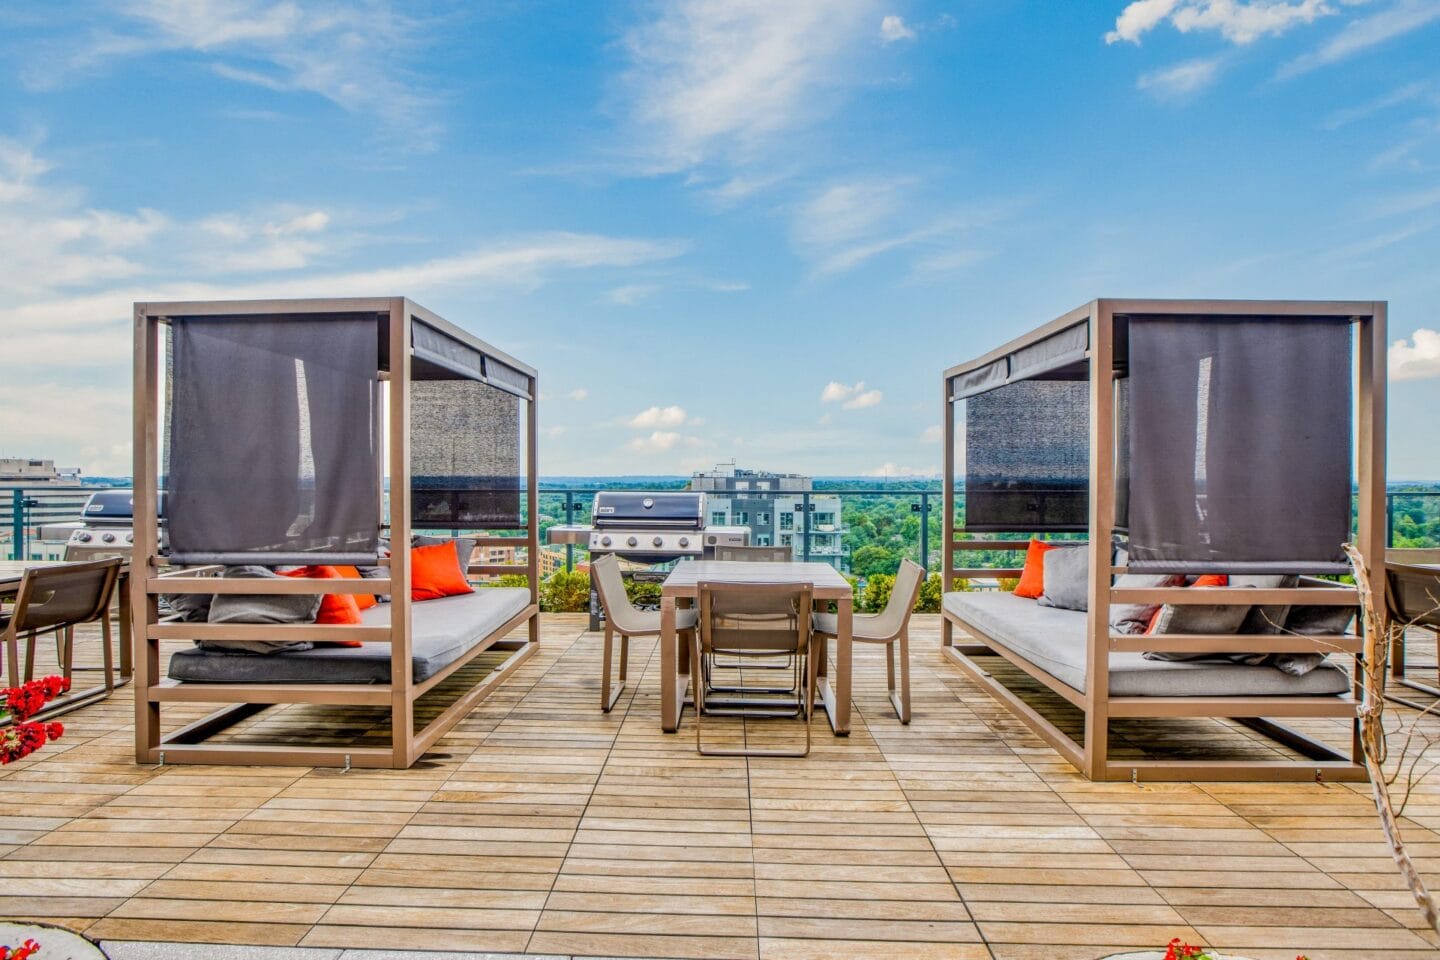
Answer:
[894, 630, 911, 725]
[601, 623, 625, 713]
[102, 614, 115, 693]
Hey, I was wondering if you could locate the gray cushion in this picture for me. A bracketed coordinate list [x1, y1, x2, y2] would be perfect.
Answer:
[170, 587, 531, 684]
[1037, 546, 1088, 612]
[1146, 575, 1296, 665]
[202, 566, 321, 653]
[1108, 573, 1185, 635]
[1274, 601, 1359, 676]
[943, 591, 1348, 697]
[162, 591, 213, 623]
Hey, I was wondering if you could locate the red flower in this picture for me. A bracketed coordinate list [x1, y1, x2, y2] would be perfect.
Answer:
[0, 937, 41, 960]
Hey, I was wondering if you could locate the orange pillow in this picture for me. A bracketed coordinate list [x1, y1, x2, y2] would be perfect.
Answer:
[282, 566, 364, 641]
[332, 565, 377, 610]
[1144, 574, 1228, 634]
[410, 542, 474, 602]
[1013, 539, 1056, 599]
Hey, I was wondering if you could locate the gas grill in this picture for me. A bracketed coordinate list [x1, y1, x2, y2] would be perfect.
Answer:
[548, 491, 748, 629]
[62, 490, 156, 562]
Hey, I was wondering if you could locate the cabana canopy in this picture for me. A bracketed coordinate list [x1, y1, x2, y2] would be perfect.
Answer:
[940, 298, 1387, 783]
[131, 297, 541, 769]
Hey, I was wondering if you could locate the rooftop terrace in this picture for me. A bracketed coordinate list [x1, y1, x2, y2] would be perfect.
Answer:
[6, 613, 1440, 960]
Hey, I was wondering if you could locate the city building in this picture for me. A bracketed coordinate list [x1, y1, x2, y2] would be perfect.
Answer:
[0, 458, 86, 561]
[0, 458, 81, 488]
[688, 463, 848, 569]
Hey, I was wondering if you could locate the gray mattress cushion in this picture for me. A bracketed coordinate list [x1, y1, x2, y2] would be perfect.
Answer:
[169, 588, 531, 684]
[943, 591, 1349, 697]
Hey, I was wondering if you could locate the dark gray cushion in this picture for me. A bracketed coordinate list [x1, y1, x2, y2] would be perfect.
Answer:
[1108, 574, 1185, 635]
[162, 591, 213, 623]
[202, 566, 321, 653]
[169, 587, 530, 684]
[1274, 601, 1358, 676]
[1037, 546, 1088, 612]
[943, 591, 1348, 697]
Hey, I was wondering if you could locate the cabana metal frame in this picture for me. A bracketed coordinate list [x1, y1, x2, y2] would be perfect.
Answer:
[130, 298, 540, 769]
[941, 299, 1386, 782]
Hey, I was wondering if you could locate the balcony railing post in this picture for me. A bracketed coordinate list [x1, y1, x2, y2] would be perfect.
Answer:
[1386, 493, 1395, 549]
[9, 489, 22, 561]
[565, 490, 575, 572]
[801, 492, 812, 563]
[919, 492, 929, 573]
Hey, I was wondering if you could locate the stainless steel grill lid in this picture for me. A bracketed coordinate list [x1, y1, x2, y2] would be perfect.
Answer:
[591, 491, 706, 529]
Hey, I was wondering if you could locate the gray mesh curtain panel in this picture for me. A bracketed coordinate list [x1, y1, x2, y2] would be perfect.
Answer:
[165, 315, 382, 565]
[964, 380, 1089, 532]
[411, 379, 523, 530]
[1126, 316, 1353, 574]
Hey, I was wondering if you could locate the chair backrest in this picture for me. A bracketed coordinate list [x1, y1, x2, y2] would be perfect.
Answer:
[699, 581, 812, 654]
[867, 559, 925, 640]
[713, 545, 791, 563]
[1386, 562, 1440, 629]
[590, 554, 649, 635]
[9, 559, 124, 633]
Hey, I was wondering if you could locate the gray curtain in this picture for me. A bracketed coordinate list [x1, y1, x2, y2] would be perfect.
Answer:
[411, 379, 523, 530]
[1125, 316, 1352, 574]
[964, 380, 1090, 532]
[166, 314, 382, 565]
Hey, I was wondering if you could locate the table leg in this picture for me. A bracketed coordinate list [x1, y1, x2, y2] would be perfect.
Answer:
[117, 570, 132, 684]
[835, 597, 852, 735]
[661, 596, 678, 733]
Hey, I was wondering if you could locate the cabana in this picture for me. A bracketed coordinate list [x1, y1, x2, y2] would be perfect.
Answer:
[130, 298, 540, 769]
[941, 299, 1386, 782]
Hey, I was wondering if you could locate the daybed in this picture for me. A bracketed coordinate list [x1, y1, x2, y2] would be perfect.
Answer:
[130, 298, 540, 769]
[940, 299, 1386, 782]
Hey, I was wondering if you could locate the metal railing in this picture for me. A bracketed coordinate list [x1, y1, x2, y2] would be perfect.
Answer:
[7, 485, 1439, 570]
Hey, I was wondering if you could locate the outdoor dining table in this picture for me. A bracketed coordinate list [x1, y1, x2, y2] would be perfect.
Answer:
[0, 558, 132, 714]
[659, 559, 855, 736]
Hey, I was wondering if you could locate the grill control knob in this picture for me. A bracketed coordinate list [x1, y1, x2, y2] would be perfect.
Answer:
[627, 536, 638, 548]
[102, 533, 116, 543]
[79, 532, 93, 543]
[678, 537, 690, 548]
[125, 533, 133, 543]
[653, 536, 664, 547]
[600, 536, 612, 547]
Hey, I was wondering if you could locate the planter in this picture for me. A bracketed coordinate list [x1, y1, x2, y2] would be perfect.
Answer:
[0, 923, 107, 960]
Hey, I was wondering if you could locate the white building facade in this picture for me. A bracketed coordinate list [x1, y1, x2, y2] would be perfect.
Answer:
[688, 463, 848, 570]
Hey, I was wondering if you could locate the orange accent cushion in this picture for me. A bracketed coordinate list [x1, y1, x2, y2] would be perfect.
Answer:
[410, 542, 474, 602]
[332, 565, 377, 610]
[1013, 539, 1056, 599]
[1144, 574, 1229, 634]
[281, 566, 363, 642]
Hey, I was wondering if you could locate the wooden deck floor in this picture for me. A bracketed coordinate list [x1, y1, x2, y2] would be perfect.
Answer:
[4, 613, 1440, 959]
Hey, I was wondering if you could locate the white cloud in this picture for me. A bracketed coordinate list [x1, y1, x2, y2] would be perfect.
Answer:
[921, 424, 943, 443]
[1107, 0, 1181, 43]
[1107, 0, 1333, 45]
[793, 179, 908, 249]
[605, 283, 660, 305]
[880, 15, 917, 42]
[545, 426, 568, 438]
[629, 404, 689, 428]
[1323, 81, 1428, 129]
[627, 430, 705, 453]
[36, 0, 441, 148]
[567, 388, 589, 401]
[1280, 0, 1440, 77]
[1391, 328, 1440, 381]
[820, 380, 883, 409]
[1137, 57, 1222, 98]
[618, 0, 883, 174]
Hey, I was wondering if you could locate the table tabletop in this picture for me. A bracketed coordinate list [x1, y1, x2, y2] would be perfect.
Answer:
[662, 560, 852, 599]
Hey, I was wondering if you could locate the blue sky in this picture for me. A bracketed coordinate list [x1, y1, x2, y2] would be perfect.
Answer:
[1, 0, 1438, 479]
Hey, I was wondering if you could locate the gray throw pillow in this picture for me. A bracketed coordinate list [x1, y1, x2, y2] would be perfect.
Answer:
[201, 565, 320, 654]
[162, 591, 212, 623]
[1109, 574, 1186, 635]
[1037, 546, 1089, 612]
[1269, 602, 1357, 676]
[1145, 574, 1304, 667]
